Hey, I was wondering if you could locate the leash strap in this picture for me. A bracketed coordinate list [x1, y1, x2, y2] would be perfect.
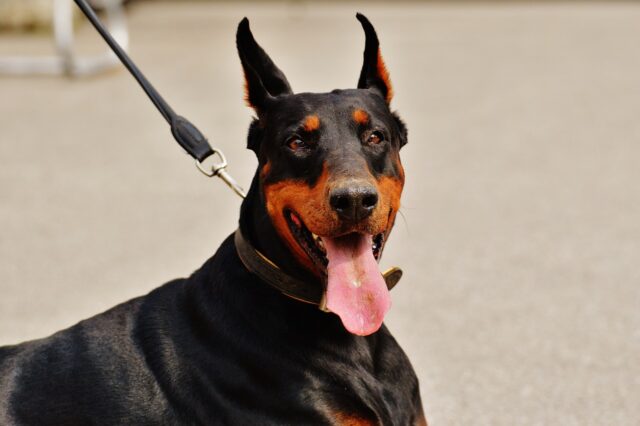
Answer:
[73, 0, 245, 197]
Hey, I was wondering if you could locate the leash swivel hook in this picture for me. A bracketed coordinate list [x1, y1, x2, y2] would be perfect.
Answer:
[196, 150, 246, 199]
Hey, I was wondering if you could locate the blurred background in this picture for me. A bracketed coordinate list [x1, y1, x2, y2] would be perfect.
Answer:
[1, 1, 639, 424]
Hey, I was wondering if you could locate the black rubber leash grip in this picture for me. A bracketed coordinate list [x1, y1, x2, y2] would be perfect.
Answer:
[171, 116, 214, 162]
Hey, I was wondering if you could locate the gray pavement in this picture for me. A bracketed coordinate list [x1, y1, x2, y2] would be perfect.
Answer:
[1, 2, 639, 424]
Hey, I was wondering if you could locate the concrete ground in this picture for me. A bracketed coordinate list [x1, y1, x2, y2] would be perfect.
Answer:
[1, 1, 639, 424]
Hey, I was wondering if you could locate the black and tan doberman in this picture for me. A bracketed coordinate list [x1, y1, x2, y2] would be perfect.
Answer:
[0, 14, 426, 425]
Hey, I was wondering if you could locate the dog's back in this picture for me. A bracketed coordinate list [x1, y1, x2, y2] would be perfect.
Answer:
[0, 291, 173, 425]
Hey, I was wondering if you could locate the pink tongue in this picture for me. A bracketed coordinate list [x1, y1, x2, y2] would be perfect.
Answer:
[324, 234, 391, 336]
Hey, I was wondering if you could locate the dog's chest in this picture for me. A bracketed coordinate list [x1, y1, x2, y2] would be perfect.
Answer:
[264, 328, 418, 425]
[307, 346, 419, 425]
[168, 326, 419, 424]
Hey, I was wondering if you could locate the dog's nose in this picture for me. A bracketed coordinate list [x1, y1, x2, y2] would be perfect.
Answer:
[330, 184, 379, 222]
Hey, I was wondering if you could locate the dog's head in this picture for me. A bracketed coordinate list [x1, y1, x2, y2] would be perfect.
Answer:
[237, 14, 407, 336]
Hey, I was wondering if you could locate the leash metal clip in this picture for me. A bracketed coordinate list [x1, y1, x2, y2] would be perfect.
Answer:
[196, 150, 246, 198]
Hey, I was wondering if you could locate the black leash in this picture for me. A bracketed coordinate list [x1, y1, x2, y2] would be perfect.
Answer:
[73, 0, 245, 198]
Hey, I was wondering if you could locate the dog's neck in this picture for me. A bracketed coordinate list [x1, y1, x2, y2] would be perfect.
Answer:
[238, 173, 321, 287]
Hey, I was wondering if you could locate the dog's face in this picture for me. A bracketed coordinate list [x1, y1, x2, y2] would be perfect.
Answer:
[237, 15, 406, 336]
[256, 90, 406, 274]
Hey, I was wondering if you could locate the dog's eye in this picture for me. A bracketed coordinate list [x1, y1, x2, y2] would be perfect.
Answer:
[366, 131, 384, 145]
[286, 136, 308, 151]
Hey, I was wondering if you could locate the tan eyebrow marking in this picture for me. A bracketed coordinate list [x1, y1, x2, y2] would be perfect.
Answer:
[303, 115, 320, 132]
[352, 109, 369, 125]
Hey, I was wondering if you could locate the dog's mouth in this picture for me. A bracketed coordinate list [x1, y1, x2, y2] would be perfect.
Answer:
[285, 210, 386, 270]
[285, 210, 390, 336]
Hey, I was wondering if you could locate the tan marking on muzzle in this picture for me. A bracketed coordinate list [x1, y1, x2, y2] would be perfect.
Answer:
[262, 165, 334, 274]
[262, 158, 405, 274]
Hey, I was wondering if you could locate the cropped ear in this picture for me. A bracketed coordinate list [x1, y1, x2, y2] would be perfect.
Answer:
[236, 18, 293, 113]
[356, 13, 393, 104]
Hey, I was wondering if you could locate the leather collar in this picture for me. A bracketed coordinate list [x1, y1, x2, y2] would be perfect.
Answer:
[234, 228, 402, 311]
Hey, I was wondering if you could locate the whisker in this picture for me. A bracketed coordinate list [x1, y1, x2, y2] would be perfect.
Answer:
[397, 209, 409, 235]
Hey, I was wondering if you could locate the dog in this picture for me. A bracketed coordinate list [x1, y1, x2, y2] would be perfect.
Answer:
[0, 14, 426, 425]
